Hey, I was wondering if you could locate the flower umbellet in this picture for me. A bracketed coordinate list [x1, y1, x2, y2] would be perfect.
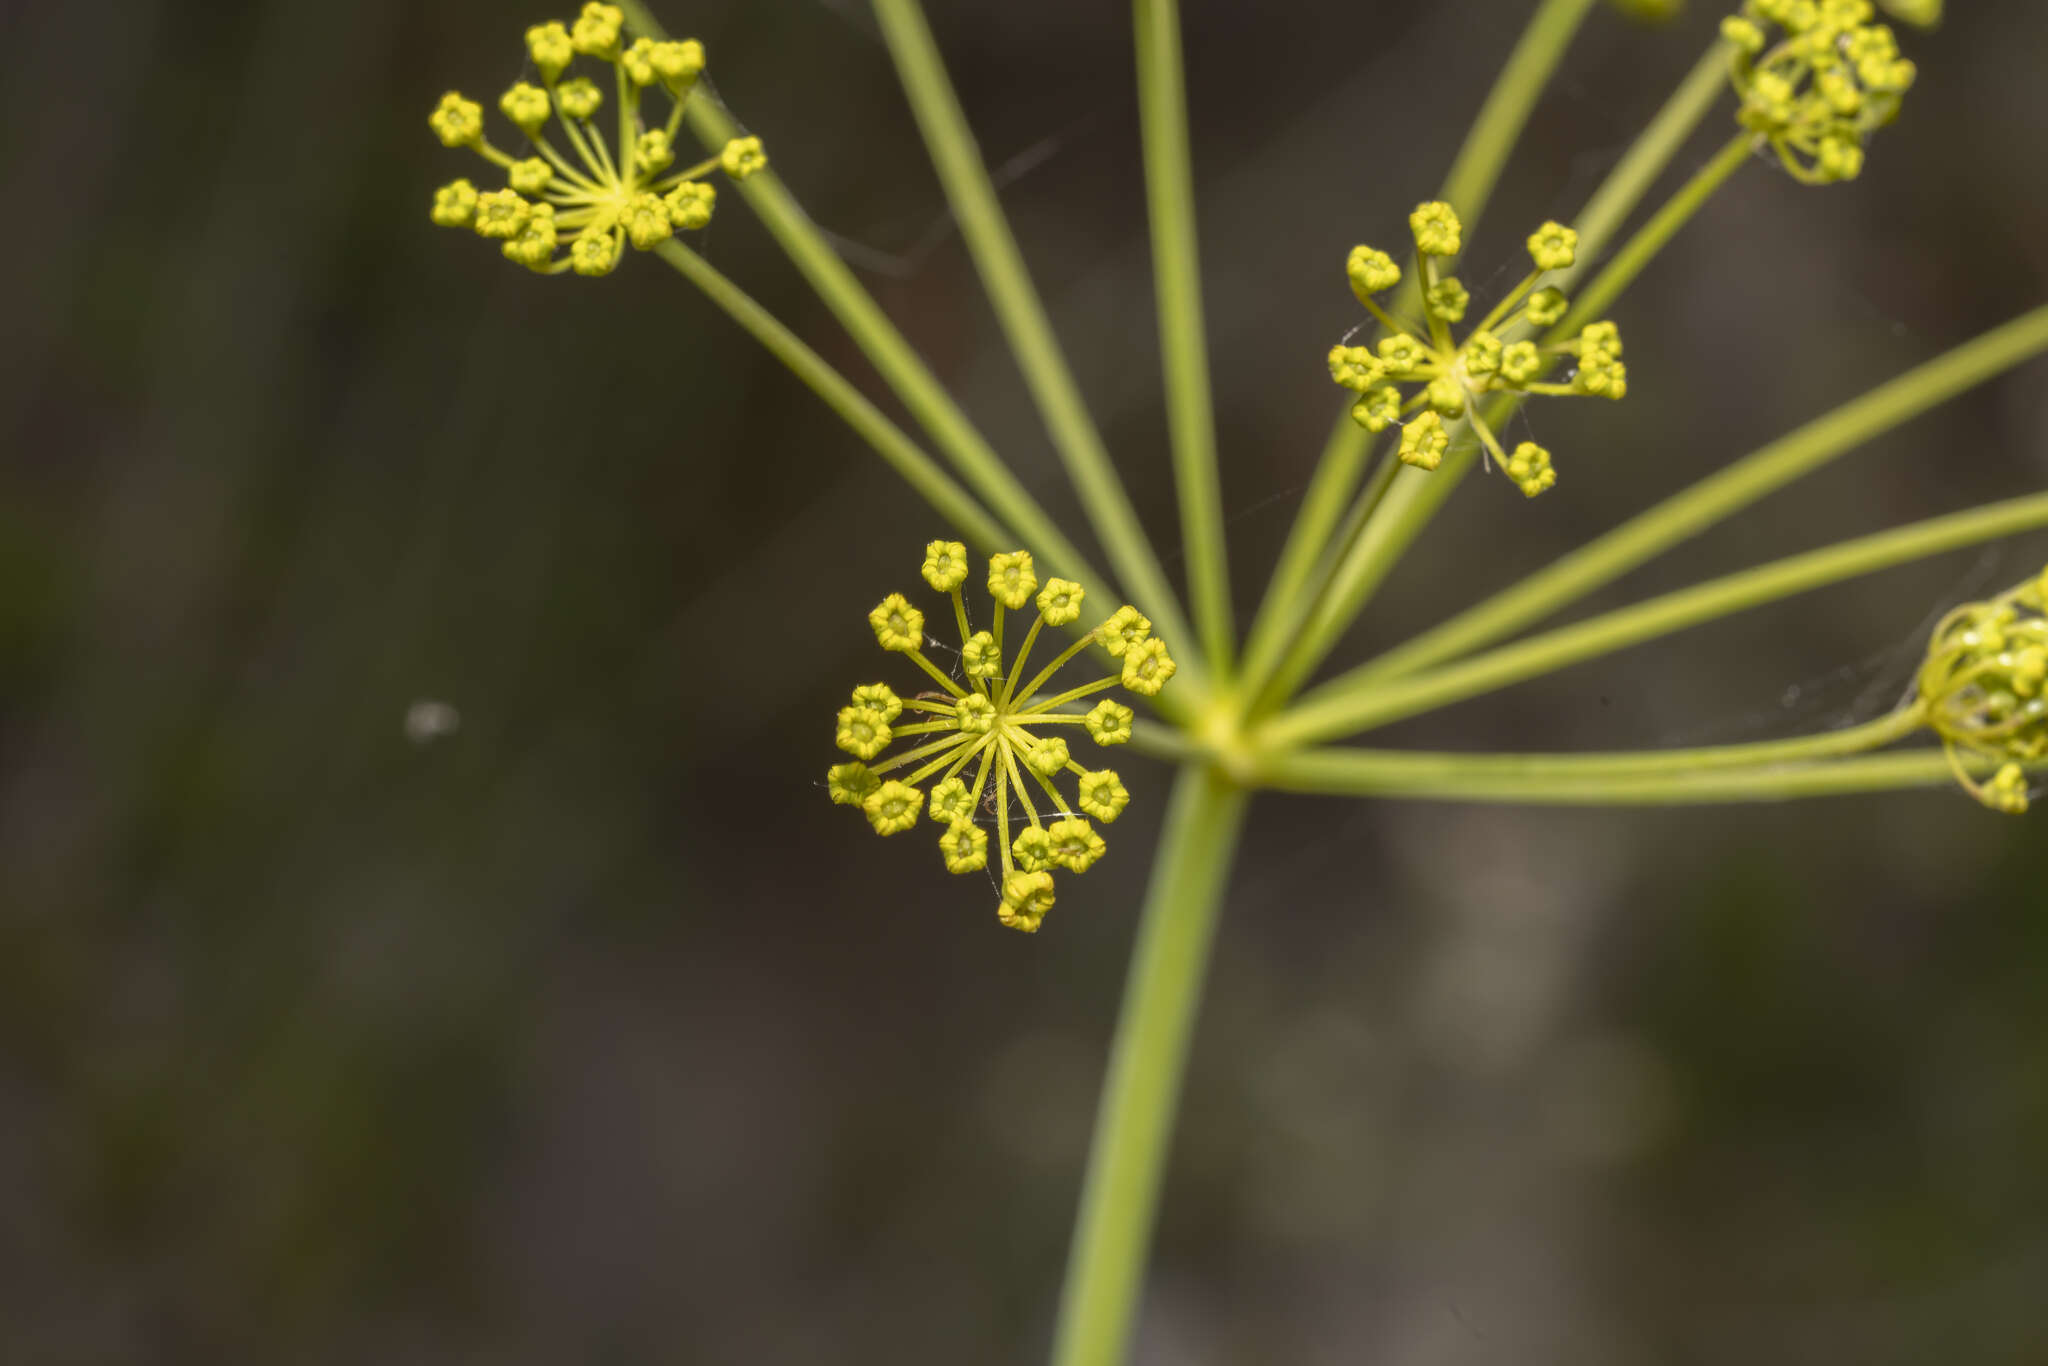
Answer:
[426, 4, 766, 277]
[827, 542, 1174, 934]
[1916, 566, 2048, 814]
[1326, 200, 1624, 499]
[1721, 0, 1917, 185]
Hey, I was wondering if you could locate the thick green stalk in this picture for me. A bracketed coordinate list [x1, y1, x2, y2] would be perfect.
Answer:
[1258, 745, 2027, 805]
[1362, 301, 2048, 680]
[868, 0, 1200, 675]
[1134, 0, 1234, 675]
[1235, 0, 1607, 706]
[1262, 490, 2048, 749]
[1241, 38, 1737, 713]
[1050, 764, 1248, 1366]
[654, 241, 1008, 550]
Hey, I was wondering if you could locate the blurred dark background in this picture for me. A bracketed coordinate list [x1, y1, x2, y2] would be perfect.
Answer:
[5, 0, 2048, 1360]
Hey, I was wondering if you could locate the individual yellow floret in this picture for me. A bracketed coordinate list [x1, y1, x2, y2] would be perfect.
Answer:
[1409, 200, 1463, 256]
[1347, 245, 1402, 300]
[835, 704, 893, 760]
[1399, 411, 1449, 471]
[526, 21, 575, 80]
[922, 539, 969, 592]
[664, 181, 717, 231]
[472, 189, 532, 240]
[1120, 639, 1177, 696]
[998, 870, 1056, 932]
[1506, 442, 1556, 498]
[1084, 700, 1134, 746]
[928, 777, 974, 825]
[570, 229, 621, 277]
[827, 762, 878, 807]
[1100, 606, 1151, 657]
[956, 694, 997, 734]
[500, 82, 551, 135]
[940, 821, 988, 873]
[1012, 826, 1054, 873]
[431, 179, 478, 228]
[1037, 578, 1085, 626]
[1526, 220, 1578, 271]
[1077, 770, 1129, 823]
[721, 136, 768, 181]
[863, 780, 923, 835]
[868, 593, 926, 652]
[1025, 736, 1071, 778]
[1046, 818, 1106, 873]
[988, 551, 1038, 609]
[961, 631, 1001, 681]
[849, 683, 903, 722]
[556, 77, 603, 120]
[571, 2, 624, 58]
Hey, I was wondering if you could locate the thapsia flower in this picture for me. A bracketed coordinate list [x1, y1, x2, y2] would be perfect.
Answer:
[1916, 566, 2048, 814]
[427, 4, 767, 276]
[827, 542, 1175, 933]
[1326, 200, 1624, 498]
[1721, 0, 1917, 185]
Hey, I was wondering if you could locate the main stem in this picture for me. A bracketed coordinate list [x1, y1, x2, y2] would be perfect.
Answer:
[1050, 764, 1248, 1366]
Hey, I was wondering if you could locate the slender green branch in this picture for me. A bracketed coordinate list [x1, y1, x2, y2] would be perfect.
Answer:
[1261, 490, 2048, 750]
[1134, 0, 1234, 675]
[1257, 745, 2030, 806]
[868, 0, 1200, 676]
[1240, 36, 1737, 715]
[654, 240, 1009, 551]
[1361, 302, 2048, 681]
[1049, 765, 1248, 1366]
[1235, 0, 1607, 709]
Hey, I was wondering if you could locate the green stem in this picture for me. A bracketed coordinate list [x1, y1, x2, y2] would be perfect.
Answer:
[1240, 36, 1736, 717]
[1049, 764, 1248, 1366]
[1262, 490, 2048, 750]
[652, 240, 1009, 551]
[1134, 0, 1234, 675]
[868, 0, 1199, 678]
[1437, 0, 1602, 234]
[1362, 301, 2048, 681]
[1258, 745, 2033, 806]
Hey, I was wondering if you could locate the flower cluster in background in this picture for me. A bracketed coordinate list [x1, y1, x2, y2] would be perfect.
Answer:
[1722, 0, 1917, 184]
[1918, 567, 2048, 814]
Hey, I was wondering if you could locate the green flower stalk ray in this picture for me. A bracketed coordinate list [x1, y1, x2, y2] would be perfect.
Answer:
[424, 3, 2047, 1362]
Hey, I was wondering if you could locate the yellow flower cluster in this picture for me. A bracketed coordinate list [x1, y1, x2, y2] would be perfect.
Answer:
[1917, 567, 2048, 814]
[1326, 200, 1625, 499]
[426, 3, 769, 276]
[827, 542, 1176, 933]
[1722, 0, 1917, 184]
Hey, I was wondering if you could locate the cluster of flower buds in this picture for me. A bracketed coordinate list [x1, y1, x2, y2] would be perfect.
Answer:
[1721, 0, 1917, 185]
[827, 543, 1176, 932]
[1916, 567, 2048, 814]
[427, 3, 768, 276]
[1326, 200, 1626, 499]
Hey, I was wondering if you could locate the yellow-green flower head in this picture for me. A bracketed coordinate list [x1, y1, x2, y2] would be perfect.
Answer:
[1526, 286, 1569, 328]
[721, 136, 768, 181]
[664, 181, 717, 231]
[508, 156, 555, 195]
[1012, 826, 1054, 873]
[868, 593, 926, 652]
[999, 870, 1055, 933]
[850, 682, 903, 722]
[1084, 700, 1134, 746]
[1350, 385, 1401, 433]
[1917, 573, 2048, 810]
[1425, 277, 1470, 325]
[864, 780, 924, 835]
[956, 692, 997, 734]
[571, 1, 624, 58]
[623, 192, 674, 250]
[1526, 220, 1578, 271]
[1101, 606, 1152, 657]
[1077, 770, 1129, 823]
[1461, 330, 1503, 381]
[1346, 245, 1402, 301]
[472, 188, 531, 240]
[527, 21, 575, 80]
[1377, 334, 1432, 379]
[961, 630, 1001, 681]
[921, 539, 969, 592]
[1037, 578, 1085, 627]
[1409, 200, 1463, 257]
[1047, 818, 1106, 874]
[1575, 348, 1628, 400]
[988, 551, 1038, 610]
[1425, 374, 1466, 419]
[940, 820, 989, 873]
[651, 38, 707, 88]
[1729, 1, 1915, 184]
[1025, 736, 1071, 778]
[1399, 411, 1449, 471]
[431, 178, 478, 228]
[827, 761, 878, 807]
[928, 777, 974, 825]
[556, 76, 603, 121]
[636, 129, 675, 175]
[1499, 340, 1543, 384]
[836, 704, 894, 760]
[502, 203, 559, 269]
[1328, 345, 1382, 393]
[1878, 0, 1940, 27]
[570, 229, 621, 277]
[429, 92, 484, 147]
[1121, 638, 1176, 696]
[1506, 441, 1557, 498]
[620, 36, 660, 86]
[1579, 320, 1623, 357]
[500, 82, 550, 135]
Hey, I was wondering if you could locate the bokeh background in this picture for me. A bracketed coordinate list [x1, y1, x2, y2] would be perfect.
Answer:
[5, 0, 2048, 1360]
